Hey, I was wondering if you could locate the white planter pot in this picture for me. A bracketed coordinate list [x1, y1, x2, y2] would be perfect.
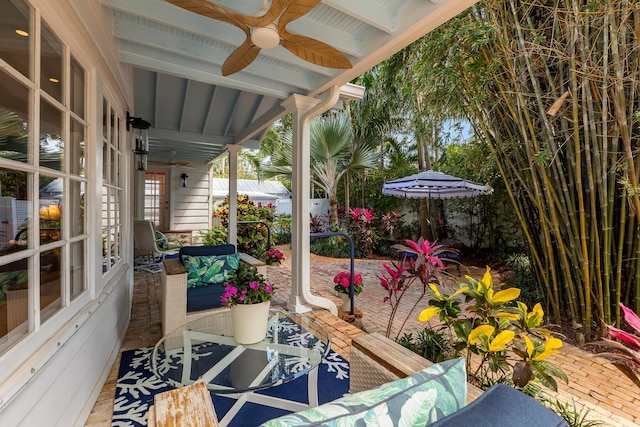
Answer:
[231, 301, 271, 344]
[337, 292, 356, 311]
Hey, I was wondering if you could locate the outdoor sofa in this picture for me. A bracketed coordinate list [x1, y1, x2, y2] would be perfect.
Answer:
[261, 332, 567, 426]
[160, 244, 265, 335]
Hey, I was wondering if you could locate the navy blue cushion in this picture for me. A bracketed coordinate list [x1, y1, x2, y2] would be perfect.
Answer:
[428, 384, 568, 427]
[186, 283, 226, 312]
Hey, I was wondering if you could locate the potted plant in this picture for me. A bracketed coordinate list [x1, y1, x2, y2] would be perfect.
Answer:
[333, 271, 363, 311]
[265, 248, 284, 265]
[222, 263, 276, 344]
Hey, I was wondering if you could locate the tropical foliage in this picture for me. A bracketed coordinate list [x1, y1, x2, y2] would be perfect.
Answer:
[596, 303, 640, 388]
[377, 238, 452, 338]
[418, 267, 567, 391]
[261, 111, 378, 227]
[212, 194, 276, 258]
[412, 0, 640, 337]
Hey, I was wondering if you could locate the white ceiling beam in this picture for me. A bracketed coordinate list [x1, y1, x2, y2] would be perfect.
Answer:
[223, 92, 241, 138]
[322, 0, 399, 34]
[234, 103, 288, 146]
[112, 24, 321, 92]
[149, 128, 233, 145]
[178, 79, 190, 132]
[118, 46, 297, 99]
[202, 85, 218, 135]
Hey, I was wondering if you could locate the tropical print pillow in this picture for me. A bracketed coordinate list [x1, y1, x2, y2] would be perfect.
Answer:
[155, 231, 169, 249]
[182, 253, 240, 288]
[260, 358, 467, 427]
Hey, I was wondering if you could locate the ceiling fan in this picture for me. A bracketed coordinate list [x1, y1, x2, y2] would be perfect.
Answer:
[165, 0, 352, 76]
[149, 151, 193, 168]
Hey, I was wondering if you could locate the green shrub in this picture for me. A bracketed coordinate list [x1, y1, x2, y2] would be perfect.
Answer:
[274, 215, 292, 244]
[396, 326, 454, 363]
[541, 398, 604, 427]
[504, 254, 543, 309]
[200, 226, 228, 246]
[310, 235, 351, 258]
[213, 194, 276, 256]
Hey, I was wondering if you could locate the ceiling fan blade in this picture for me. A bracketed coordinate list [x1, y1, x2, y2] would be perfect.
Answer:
[243, 0, 292, 28]
[280, 33, 352, 69]
[222, 38, 262, 76]
[277, 0, 322, 33]
[166, 0, 248, 31]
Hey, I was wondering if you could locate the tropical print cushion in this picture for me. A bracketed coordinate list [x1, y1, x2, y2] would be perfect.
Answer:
[155, 231, 169, 249]
[260, 358, 467, 427]
[182, 253, 240, 288]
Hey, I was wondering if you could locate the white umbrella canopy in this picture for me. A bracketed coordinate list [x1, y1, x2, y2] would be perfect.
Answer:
[382, 170, 491, 199]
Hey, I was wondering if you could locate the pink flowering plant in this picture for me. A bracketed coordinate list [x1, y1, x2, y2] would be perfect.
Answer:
[377, 238, 451, 338]
[221, 263, 276, 307]
[348, 207, 378, 257]
[333, 271, 364, 296]
[265, 248, 284, 265]
[596, 303, 640, 388]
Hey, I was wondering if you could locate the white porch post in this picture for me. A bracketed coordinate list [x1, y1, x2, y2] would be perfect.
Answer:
[282, 88, 340, 315]
[227, 144, 241, 247]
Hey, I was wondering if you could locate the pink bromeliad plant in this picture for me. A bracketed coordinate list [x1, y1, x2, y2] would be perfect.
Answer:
[597, 303, 640, 387]
[377, 238, 451, 338]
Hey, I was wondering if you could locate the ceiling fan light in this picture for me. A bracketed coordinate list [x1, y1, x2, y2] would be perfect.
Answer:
[251, 24, 279, 49]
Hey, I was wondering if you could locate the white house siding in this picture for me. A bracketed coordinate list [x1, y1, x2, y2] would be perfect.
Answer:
[169, 166, 211, 232]
[0, 1, 134, 425]
[0, 271, 130, 426]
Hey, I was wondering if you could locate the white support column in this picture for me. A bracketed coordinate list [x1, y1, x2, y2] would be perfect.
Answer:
[282, 88, 340, 315]
[227, 144, 242, 248]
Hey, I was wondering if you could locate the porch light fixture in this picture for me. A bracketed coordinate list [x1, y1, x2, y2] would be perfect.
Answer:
[180, 173, 189, 187]
[127, 112, 151, 171]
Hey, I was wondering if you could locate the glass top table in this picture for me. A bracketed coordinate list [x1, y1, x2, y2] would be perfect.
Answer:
[151, 309, 331, 398]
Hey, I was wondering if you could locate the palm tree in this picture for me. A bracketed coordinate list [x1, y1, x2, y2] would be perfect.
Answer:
[261, 112, 378, 227]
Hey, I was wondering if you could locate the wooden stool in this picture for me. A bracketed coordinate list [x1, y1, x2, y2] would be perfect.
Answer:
[148, 382, 219, 427]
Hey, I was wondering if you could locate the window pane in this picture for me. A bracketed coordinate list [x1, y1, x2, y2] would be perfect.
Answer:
[40, 249, 61, 323]
[70, 119, 85, 176]
[69, 240, 84, 301]
[110, 147, 117, 186]
[0, 167, 31, 251]
[70, 56, 85, 118]
[40, 99, 64, 171]
[0, 258, 30, 354]
[111, 227, 120, 264]
[39, 175, 62, 245]
[40, 21, 63, 102]
[0, 70, 30, 163]
[69, 179, 84, 237]
[0, 0, 32, 79]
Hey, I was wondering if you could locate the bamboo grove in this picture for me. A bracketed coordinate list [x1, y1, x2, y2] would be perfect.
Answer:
[442, 0, 640, 338]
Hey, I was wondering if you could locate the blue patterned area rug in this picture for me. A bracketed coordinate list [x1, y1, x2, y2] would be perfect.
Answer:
[111, 346, 349, 426]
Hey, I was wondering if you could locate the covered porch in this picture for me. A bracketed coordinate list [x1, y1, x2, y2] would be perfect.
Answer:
[86, 253, 639, 426]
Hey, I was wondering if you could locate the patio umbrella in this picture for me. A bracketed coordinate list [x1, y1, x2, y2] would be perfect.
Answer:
[382, 170, 491, 199]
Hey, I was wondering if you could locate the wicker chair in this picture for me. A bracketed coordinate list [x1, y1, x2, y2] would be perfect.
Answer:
[160, 245, 266, 335]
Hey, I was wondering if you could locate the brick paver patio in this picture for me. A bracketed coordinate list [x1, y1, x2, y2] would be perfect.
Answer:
[86, 247, 640, 426]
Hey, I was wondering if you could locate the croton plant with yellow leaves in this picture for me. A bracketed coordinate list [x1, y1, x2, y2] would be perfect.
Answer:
[417, 267, 567, 391]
